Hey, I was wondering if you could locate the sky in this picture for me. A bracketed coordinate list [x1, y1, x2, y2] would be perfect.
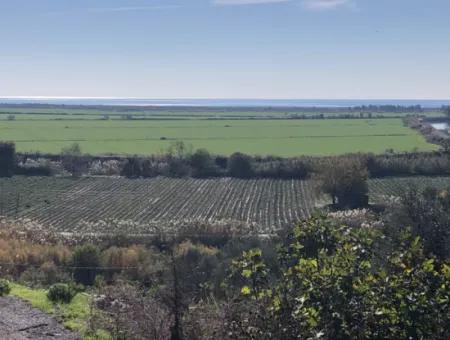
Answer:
[0, 0, 449, 99]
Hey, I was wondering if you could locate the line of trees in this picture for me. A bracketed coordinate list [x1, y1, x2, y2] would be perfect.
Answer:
[5, 140, 450, 180]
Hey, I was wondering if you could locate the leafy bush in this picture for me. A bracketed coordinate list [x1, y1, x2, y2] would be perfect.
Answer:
[15, 157, 56, 176]
[385, 186, 450, 259]
[189, 149, 219, 178]
[95, 282, 174, 340]
[225, 216, 450, 339]
[72, 244, 101, 286]
[61, 143, 90, 177]
[47, 283, 76, 303]
[19, 261, 71, 286]
[0, 279, 11, 296]
[317, 157, 369, 208]
[228, 152, 254, 178]
[121, 157, 142, 178]
[89, 160, 121, 176]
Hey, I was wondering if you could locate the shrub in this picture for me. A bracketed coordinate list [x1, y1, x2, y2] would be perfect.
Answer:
[214, 155, 227, 170]
[167, 157, 191, 177]
[228, 152, 254, 178]
[317, 157, 369, 208]
[19, 261, 71, 286]
[189, 149, 219, 178]
[226, 216, 450, 339]
[89, 160, 121, 176]
[385, 186, 450, 259]
[47, 283, 76, 304]
[121, 157, 142, 178]
[72, 244, 101, 286]
[95, 282, 174, 340]
[0, 279, 11, 296]
[0, 142, 16, 177]
[141, 159, 160, 178]
[61, 143, 89, 177]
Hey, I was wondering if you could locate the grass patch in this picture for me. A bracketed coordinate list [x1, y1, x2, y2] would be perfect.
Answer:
[0, 118, 438, 156]
[10, 283, 90, 333]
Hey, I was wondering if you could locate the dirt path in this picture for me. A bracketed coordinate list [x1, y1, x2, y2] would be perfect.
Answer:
[0, 296, 78, 339]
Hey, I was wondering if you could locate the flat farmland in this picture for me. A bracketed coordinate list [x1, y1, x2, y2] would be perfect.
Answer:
[0, 118, 437, 156]
[0, 176, 448, 236]
[0, 177, 319, 235]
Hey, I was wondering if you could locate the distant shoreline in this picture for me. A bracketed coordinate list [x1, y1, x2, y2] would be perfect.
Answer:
[1, 98, 450, 109]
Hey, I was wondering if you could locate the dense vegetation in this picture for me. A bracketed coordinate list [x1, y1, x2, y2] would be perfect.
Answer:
[0, 186, 449, 339]
[13, 141, 450, 179]
[0, 142, 15, 177]
[0, 103, 440, 117]
[0, 105, 449, 339]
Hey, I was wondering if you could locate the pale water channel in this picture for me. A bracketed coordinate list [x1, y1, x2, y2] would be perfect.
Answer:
[431, 122, 449, 132]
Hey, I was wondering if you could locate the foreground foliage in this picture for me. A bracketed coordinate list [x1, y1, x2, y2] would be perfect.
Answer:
[223, 216, 450, 339]
[0, 279, 11, 296]
[1, 187, 449, 339]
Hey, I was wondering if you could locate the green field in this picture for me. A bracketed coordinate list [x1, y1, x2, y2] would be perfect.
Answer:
[0, 117, 437, 156]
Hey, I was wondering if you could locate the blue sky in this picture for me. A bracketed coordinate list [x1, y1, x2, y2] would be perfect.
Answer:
[0, 0, 449, 99]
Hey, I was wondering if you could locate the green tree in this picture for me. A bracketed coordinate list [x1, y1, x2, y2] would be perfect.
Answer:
[189, 149, 218, 178]
[168, 141, 192, 160]
[230, 248, 268, 299]
[228, 152, 254, 178]
[317, 157, 368, 208]
[121, 156, 142, 178]
[72, 244, 101, 286]
[387, 186, 450, 259]
[227, 216, 450, 339]
[61, 143, 88, 177]
[0, 142, 16, 177]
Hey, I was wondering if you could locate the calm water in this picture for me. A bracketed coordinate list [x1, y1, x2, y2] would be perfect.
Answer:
[431, 122, 449, 131]
[1, 97, 450, 108]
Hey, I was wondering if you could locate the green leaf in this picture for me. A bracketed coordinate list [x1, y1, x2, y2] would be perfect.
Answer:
[241, 286, 251, 296]
[242, 269, 252, 278]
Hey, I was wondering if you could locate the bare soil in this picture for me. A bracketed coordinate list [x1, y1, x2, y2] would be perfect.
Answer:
[0, 296, 78, 339]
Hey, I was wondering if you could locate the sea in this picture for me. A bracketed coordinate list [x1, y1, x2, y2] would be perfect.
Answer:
[1, 98, 450, 108]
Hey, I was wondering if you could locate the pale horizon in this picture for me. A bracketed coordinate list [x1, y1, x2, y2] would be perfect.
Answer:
[1, 0, 449, 99]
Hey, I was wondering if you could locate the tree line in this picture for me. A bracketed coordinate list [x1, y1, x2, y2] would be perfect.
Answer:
[3, 141, 448, 180]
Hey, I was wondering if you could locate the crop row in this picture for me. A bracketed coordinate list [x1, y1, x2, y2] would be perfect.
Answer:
[0, 177, 318, 234]
[368, 176, 450, 201]
[0, 176, 448, 235]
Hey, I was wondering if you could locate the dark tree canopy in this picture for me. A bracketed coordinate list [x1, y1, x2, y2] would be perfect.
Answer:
[0, 142, 16, 177]
[317, 157, 369, 208]
[228, 152, 254, 178]
[61, 143, 89, 177]
[72, 244, 101, 286]
[189, 149, 218, 178]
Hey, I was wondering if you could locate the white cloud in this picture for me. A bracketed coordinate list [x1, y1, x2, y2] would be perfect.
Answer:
[213, 0, 291, 5]
[302, 0, 349, 10]
[86, 5, 181, 13]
